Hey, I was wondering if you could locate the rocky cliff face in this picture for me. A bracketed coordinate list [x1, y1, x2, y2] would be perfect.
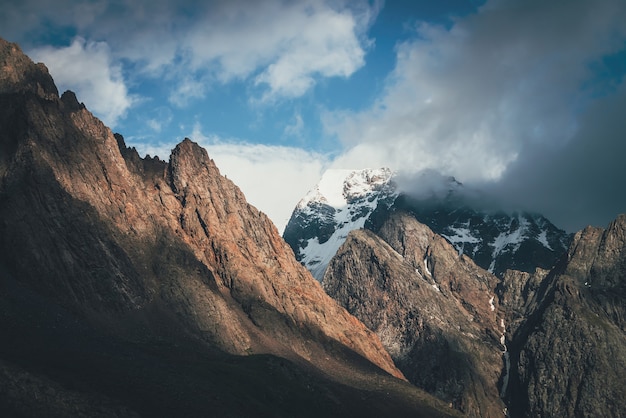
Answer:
[0, 38, 459, 417]
[324, 212, 507, 417]
[377, 194, 570, 277]
[501, 215, 626, 417]
[324, 209, 626, 417]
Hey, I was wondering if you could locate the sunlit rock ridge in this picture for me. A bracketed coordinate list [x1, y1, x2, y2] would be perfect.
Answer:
[0, 37, 460, 418]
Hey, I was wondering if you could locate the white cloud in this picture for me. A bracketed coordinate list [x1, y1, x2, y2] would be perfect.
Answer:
[145, 106, 173, 133]
[170, 0, 376, 103]
[146, 119, 162, 132]
[5, 0, 378, 106]
[29, 37, 134, 127]
[204, 141, 329, 233]
[248, 1, 368, 101]
[168, 76, 207, 107]
[324, 0, 626, 183]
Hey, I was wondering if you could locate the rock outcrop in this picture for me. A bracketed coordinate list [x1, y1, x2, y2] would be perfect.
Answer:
[324, 212, 506, 417]
[0, 38, 458, 417]
[502, 216, 626, 417]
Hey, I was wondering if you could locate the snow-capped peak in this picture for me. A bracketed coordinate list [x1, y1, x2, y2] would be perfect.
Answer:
[297, 168, 394, 210]
[285, 168, 570, 280]
[284, 168, 397, 281]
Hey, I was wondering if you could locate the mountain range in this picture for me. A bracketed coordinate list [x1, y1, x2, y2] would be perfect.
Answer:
[284, 168, 570, 280]
[1, 37, 625, 418]
[283, 158, 624, 417]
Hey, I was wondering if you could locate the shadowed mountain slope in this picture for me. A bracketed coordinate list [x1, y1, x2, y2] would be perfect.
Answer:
[500, 215, 626, 417]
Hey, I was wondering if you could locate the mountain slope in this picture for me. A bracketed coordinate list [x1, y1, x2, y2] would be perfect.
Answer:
[501, 215, 626, 417]
[0, 37, 459, 417]
[324, 212, 506, 417]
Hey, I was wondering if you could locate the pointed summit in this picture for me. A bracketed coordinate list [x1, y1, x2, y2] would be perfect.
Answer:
[0, 38, 58, 98]
[283, 168, 397, 280]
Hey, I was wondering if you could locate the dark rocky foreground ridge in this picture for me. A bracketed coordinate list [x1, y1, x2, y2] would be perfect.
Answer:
[0, 38, 461, 417]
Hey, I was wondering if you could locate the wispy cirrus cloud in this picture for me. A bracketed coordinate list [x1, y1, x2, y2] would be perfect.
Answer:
[283, 111, 305, 138]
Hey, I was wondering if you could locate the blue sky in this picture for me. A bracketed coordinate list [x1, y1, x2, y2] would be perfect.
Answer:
[2, 0, 626, 233]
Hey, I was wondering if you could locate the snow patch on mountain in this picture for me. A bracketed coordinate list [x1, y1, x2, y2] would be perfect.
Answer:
[490, 215, 530, 257]
[537, 230, 552, 250]
[300, 205, 370, 280]
[442, 222, 481, 256]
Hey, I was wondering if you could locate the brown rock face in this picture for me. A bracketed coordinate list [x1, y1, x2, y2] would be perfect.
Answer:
[0, 38, 460, 417]
[0, 40, 57, 99]
[503, 216, 626, 417]
[497, 268, 549, 339]
[324, 212, 506, 417]
[165, 138, 404, 377]
[325, 207, 626, 417]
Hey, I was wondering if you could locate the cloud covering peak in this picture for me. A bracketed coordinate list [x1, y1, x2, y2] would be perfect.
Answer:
[325, 0, 626, 231]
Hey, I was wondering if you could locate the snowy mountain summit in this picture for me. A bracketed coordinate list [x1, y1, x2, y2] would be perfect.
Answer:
[284, 169, 571, 280]
[283, 168, 397, 280]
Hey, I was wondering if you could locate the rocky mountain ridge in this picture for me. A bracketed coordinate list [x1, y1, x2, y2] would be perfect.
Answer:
[322, 209, 626, 417]
[0, 38, 458, 417]
[388, 194, 571, 277]
[499, 215, 626, 417]
[324, 212, 506, 417]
